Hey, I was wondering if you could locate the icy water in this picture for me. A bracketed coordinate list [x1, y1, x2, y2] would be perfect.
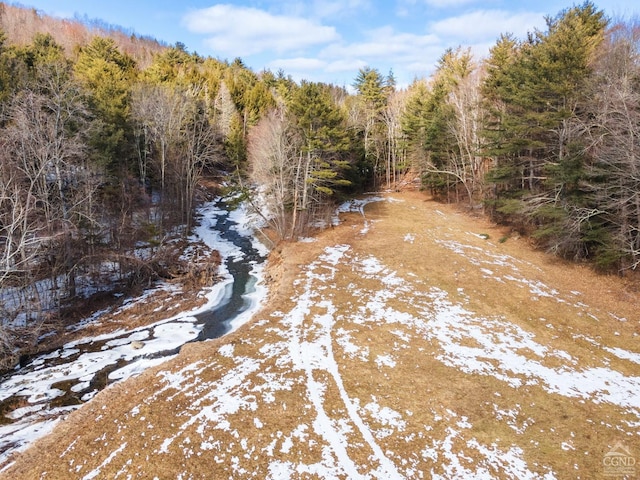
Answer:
[0, 198, 267, 467]
[195, 199, 265, 340]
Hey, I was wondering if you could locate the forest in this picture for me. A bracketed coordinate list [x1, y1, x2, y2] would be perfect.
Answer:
[0, 1, 638, 367]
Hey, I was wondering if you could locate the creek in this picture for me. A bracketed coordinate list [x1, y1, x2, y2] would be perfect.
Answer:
[0, 198, 268, 467]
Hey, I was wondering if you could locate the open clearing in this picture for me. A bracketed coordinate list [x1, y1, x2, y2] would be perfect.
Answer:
[2, 191, 638, 479]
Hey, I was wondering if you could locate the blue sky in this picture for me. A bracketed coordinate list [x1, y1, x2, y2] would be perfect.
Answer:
[18, 1, 640, 89]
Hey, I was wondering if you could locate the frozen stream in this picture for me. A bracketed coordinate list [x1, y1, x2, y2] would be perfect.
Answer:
[0, 198, 269, 467]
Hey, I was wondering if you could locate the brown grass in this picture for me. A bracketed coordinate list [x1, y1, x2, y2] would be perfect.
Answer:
[2, 191, 638, 479]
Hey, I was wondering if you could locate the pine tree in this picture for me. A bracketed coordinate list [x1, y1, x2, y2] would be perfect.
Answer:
[482, 2, 607, 254]
[286, 81, 352, 235]
[352, 67, 388, 186]
[402, 49, 473, 200]
[74, 36, 137, 173]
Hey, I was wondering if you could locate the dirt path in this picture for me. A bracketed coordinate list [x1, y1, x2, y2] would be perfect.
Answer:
[3, 191, 639, 479]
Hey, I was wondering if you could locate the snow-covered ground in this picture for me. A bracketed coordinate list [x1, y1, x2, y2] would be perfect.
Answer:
[2, 193, 638, 479]
[135, 240, 635, 478]
[0, 199, 268, 469]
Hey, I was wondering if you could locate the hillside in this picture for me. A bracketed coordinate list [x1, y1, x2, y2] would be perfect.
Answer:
[0, 2, 166, 65]
[1, 191, 638, 479]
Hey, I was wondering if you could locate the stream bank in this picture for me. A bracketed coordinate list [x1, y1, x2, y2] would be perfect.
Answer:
[0, 197, 268, 468]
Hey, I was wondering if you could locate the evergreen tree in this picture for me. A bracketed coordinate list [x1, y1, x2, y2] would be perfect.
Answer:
[402, 79, 431, 167]
[224, 113, 247, 169]
[286, 81, 352, 235]
[74, 36, 137, 173]
[243, 80, 275, 128]
[144, 44, 195, 85]
[353, 67, 387, 109]
[0, 31, 7, 90]
[402, 48, 473, 199]
[0, 30, 16, 109]
[482, 2, 607, 255]
[352, 67, 388, 186]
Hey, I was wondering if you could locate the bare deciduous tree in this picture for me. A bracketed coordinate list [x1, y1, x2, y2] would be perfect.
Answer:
[174, 94, 219, 232]
[584, 20, 640, 270]
[380, 89, 409, 189]
[131, 83, 188, 193]
[213, 80, 238, 140]
[132, 84, 219, 234]
[0, 66, 98, 360]
[446, 63, 486, 203]
[248, 108, 298, 239]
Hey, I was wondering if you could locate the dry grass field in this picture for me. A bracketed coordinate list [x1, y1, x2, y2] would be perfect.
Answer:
[2, 191, 639, 479]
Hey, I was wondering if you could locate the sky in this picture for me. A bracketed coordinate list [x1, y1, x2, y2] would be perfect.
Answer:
[16, 1, 640, 89]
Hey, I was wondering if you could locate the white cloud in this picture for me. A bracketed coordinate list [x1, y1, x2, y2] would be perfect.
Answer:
[265, 57, 367, 87]
[182, 4, 339, 56]
[430, 10, 545, 42]
[310, 0, 371, 19]
[179, 3, 552, 87]
[325, 59, 368, 73]
[314, 27, 445, 85]
[321, 27, 439, 61]
[267, 57, 327, 71]
[406, 61, 436, 73]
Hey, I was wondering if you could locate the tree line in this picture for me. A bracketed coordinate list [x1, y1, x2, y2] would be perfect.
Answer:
[400, 2, 640, 273]
[248, 2, 640, 280]
[0, 1, 638, 367]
